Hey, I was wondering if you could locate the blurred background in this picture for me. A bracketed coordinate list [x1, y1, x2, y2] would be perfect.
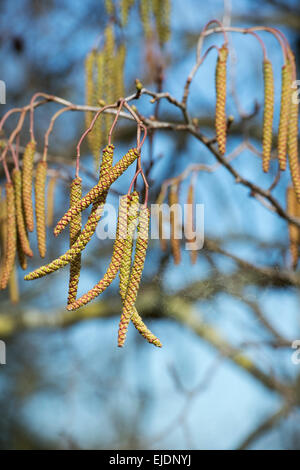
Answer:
[0, 0, 300, 450]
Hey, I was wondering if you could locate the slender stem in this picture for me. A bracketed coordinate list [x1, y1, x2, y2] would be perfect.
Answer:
[43, 106, 73, 162]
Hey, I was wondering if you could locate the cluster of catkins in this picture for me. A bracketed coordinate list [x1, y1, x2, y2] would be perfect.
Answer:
[215, 41, 299, 200]
[105, 0, 170, 46]
[24, 144, 162, 348]
[85, 24, 126, 169]
[156, 179, 198, 266]
[0, 141, 49, 297]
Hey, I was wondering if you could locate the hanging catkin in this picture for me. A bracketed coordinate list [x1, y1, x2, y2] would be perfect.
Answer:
[54, 147, 139, 236]
[12, 168, 33, 257]
[66, 194, 130, 310]
[104, 25, 115, 140]
[153, 0, 170, 46]
[215, 45, 228, 155]
[17, 236, 27, 270]
[67, 178, 82, 305]
[262, 59, 275, 173]
[0, 183, 16, 290]
[287, 57, 300, 202]
[115, 44, 126, 100]
[105, 0, 114, 15]
[118, 205, 150, 347]
[25, 145, 114, 281]
[120, 192, 162, 347]
[186, 182, 197, 265]
[169, 184, 181, 265]
[9, 265, 19, 304]
[278, 63, 292, 171]
[120, 0, 135, 26]
[35, 161, 47, 258]
[287, 186, 299, 269]
[140, 0, 152, 39]
[0, 190, 6, 271]
[46, 176, 57, 227]
[22, 140, 36, 232]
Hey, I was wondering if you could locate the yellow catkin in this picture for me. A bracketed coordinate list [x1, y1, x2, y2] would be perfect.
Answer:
[278, 63, 292, 171]
[120, 192, 162, 347]
[9, 265, 19, 304]
[85, 49, 99, 166]
[104, 25, 115, 140]
[118, 206, 150, 347]
[24, 145, 114, 281]
[66, 194, 131, 310]
[169, 184, 181, 265]
[105, 0, 114, 15]
[0, 190, 6, 272]
[287, 56, 300, 202]
[140, 0, 152, 39]
[54, 147, 139, 236]
[153, 0, 170, 45]
[186, 182, 197, 265]
[12, 168, 33, 257]
[67, 178, 82, 305]
[46, 176, 57, 227]
[115, 44, 126, 100]
[22, 140, 36, 232]
[120, 0, 135, 26]
[17, 236, 27, 270]
[155, 190, 167, 252]
[0, 183, 17, 289]
[35, 161, 47, 258]
[262, 60, 275, 173]
[215, 45, 228, 155]
[287, 186, 299, 269]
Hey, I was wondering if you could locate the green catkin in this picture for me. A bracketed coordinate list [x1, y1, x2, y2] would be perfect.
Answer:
[12, 168, 33, 257]
[0, 191, 6, 272]
[22, 141, 36, 232]
[46, 176, 57, 227]
[215, 45, 228, 156]
[287, 56, 300, 202]
[278, 63, 292, 171]
[53, 147, 139, 236]
[0, 183, 16, 290]
[118, 205, 150, 347]
[66, 194, 130, 310]
[287, 186, 299, 269]
[24, 145, 114, 281]
[120, 192, 162, 347]
[35, 161, 47, 258]
[262, 60, 275, 173]
[67, 178, 82, 305]
[169, 184, 181, 265]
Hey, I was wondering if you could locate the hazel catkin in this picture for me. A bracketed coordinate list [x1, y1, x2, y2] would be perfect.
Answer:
[12, 168, 33, 257]
[67, 177, 82, 305]
[118, 205, 150, 347]
[262, 59, 274, 173]
[0, 183, 16, 290]
[35, 161, 47, 258]
[215, 45, 228, 156]
[22, 140, 36, 232]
